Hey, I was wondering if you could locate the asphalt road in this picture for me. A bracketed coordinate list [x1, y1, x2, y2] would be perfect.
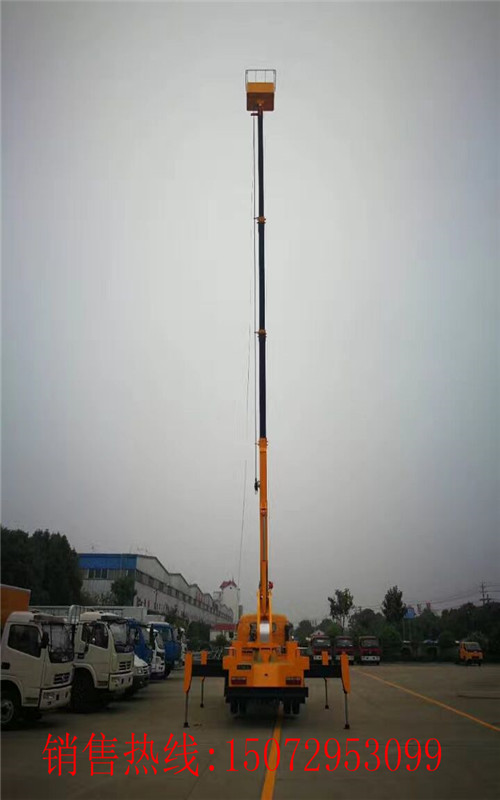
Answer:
[2, 663, 499, 800]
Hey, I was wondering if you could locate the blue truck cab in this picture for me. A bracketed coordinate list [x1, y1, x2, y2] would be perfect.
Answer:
[127, 619, 153, 670]
[149, 622, 179, 675]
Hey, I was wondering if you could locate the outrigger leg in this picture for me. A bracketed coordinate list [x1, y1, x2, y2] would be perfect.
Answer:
[340, 653, 351, 729]
[183, 652, 193, 728]
[344, 692, 350, 730]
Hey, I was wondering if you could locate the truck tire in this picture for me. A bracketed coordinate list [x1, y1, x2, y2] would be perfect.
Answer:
[163, 667, 171, 679]
[70, 670, 95, 713]
[1, 685, 21, 730]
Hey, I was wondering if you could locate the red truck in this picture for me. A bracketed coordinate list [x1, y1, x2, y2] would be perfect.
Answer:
[333, 635, 355, 665]
[309, 632, 332, 663]
[357, 635, 381, 665]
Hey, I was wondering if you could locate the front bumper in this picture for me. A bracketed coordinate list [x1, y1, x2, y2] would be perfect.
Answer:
[133, 671, 150, 689]
[109, 673, 133, 692]
[40, 684, 72, 711]
[225, 686, 308, 704]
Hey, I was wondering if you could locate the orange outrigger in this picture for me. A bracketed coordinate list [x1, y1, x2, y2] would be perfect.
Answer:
[183, 71, 351, 725]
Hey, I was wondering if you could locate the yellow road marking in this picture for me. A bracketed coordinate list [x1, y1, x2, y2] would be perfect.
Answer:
[359, 670, 500, 733]
[261, 707, 283, 800]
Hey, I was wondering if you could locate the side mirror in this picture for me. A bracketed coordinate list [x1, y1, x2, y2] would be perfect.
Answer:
[41, 632, 49, 649]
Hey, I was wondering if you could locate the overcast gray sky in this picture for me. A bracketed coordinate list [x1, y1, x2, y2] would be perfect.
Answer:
[2, 1, 499, 622]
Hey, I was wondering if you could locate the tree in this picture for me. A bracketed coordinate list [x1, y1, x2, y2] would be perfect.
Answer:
[382, 586, 407, 627]
[294, 619, 314, 645]
[1, 527, 82, 604]
[328, 589, 354, 631]
[319, 618, 343, 639]
[111, 575, 136, 605]
[214, 633, 228, 647]
[349, 608, 385, 638]
[379, 624, 402, 660]
[186, 621, 211, 651]
[1, 527, 33, 589]
[413, 608, 441, 641]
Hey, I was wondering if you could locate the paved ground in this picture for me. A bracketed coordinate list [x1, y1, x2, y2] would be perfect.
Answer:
[2, 663, 499, 800]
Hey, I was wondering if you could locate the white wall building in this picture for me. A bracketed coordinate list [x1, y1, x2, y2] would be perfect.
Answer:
[79, 553, 233, 625]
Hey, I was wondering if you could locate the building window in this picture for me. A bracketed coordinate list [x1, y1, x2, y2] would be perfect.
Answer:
[88, 568, 108, 579]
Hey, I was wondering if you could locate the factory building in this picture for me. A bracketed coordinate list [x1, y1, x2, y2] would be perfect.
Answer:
[78, 553, 233, 625]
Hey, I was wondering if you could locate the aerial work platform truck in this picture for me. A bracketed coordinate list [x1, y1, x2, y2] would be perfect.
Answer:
[183, 72, 351, 726]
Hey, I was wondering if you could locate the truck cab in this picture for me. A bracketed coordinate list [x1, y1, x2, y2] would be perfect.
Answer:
[1, 610, 74, 729]
[149, 622, 178, 675]
[458, 641, 483, 666]
[357, 635, 381, 664]
[309, 633, 332, 662]
[127, 619, 153, 669]
[70, 611, 134, 711]
[333, 635, 355, 665]
[148, 627, 166, 678]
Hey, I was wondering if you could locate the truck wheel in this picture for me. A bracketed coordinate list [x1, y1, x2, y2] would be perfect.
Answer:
[70, 671, 95, 713]
[1, 685, 21, 730]
[292, 701, 300, 715]
[163, 667, 171, 680]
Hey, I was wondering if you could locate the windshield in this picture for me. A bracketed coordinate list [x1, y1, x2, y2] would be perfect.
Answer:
[109, 622, 134, 653]
[42, 623, 74, 663]
[156, 626, 172, 642]
[153, 630, 165, 650]
[312, 639, 330, 648]
[465, 642, 481, 652]
[360, 638, 379, 647]
[336, 638, 353, 648]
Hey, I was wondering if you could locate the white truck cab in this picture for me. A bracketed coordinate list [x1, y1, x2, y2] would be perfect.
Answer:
[1, 611, 74, 729]
[147, 626, 166, 679]
[70, 610, 134, 711]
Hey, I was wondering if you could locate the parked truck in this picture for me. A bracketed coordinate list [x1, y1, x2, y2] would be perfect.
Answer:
[147, 626, 166, 678]
[147, 620, 180, 675]
[357, 635, 381, 665]
[68, 608, 134, 711]
[457, 640, 483, 666]
[127, 618, 153, 668]
[309, 631, 332, 663]
[125, 655, 150, 698]
[333, 635, 355, 665]
[1, 585, 74, 729]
